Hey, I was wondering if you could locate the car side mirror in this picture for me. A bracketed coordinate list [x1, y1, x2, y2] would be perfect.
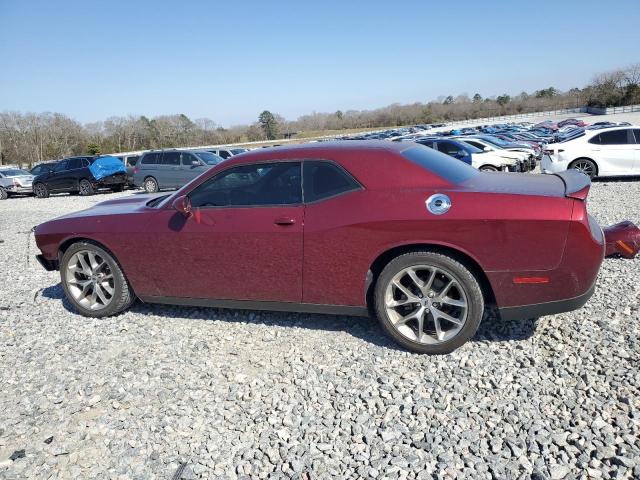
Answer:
[172, 195, 192, 218]
[192, 160, 200, 167]
[483, 146, 491, 152]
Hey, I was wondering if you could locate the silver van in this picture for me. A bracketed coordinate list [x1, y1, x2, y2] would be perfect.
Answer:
[133, 150, 224, 193]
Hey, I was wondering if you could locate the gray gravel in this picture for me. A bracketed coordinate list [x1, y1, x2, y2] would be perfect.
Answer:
[0, 182, 639, 480]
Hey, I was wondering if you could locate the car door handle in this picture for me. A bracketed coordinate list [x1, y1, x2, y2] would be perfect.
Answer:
[274, 217, 296, 226]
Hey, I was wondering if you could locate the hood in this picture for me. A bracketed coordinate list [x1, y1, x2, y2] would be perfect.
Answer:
[472, 152, 516, 165]
[56, 193, 166, 220]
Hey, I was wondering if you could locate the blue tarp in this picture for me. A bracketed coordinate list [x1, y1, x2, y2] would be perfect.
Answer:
[89, 156, 126, 181]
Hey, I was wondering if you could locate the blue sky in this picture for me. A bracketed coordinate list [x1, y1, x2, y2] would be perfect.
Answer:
[0, 0, 638, 126]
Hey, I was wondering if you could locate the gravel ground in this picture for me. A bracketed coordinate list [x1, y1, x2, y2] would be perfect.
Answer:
[0, 182, 638, 480]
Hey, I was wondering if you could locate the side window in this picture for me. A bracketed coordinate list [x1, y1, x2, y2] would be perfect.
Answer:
[181, 152, 198, 165]
[588, 134, 601, 145]
[67, 158, 82, 169]
[303, 161, 361, 203]
[126, 156, 139, 166]
[81, 158, 91, 168]
[189, 162, 302, 208]
[161, 151, 180, 165]
[633, 129, 640, 144]
[437, 141, 465, 157]
[218, 150, 231, 159]
[598, 130, 630, 145]
[53, 161, 68, 172]
[418, 140, 435, 148]
[141, 153, 159, 165]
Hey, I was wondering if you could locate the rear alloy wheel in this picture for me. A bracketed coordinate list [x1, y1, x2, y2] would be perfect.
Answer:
[0, 187, 7, 200]
[374, 252, 484, 354]
[144, 177, 159, 193]
[60, 242, 135, 317]
[34, 183, 49, 198]
[570, 159, 597, 179]
[479, 165, 499, 172]
[79, 179, 95, 196]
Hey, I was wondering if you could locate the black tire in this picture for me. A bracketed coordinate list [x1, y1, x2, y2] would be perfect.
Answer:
[144, 177, 159, 193]
[60, 241, 135, 318]
[34, 183, 49, 198]
[374, 251, 484, 354]
[0, 187, 7, 200]
[78, 179, 95, 196]
[569, 158, 597, 179]
[479, 165, 499, 172]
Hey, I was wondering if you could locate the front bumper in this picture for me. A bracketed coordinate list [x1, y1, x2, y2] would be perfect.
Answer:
[498, 282, 596, 321]
[6, 185, 33, 193]
[36, 254, 59, 271]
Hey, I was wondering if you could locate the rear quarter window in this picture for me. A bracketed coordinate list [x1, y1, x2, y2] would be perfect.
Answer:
[401, 146, 478, 184]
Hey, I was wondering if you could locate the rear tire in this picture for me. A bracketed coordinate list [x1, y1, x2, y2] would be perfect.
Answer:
[479, 165, 499, 172]
[374, 251, 484, 354]
[79, 179, 95, 196]
[144, 177, 159, 193]
[34, 183, 49, 198]
[0, 187, 7, 200]
[60, 241, 135, 318]
[569, 158, 597, 179]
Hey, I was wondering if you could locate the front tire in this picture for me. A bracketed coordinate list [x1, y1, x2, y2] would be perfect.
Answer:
[60, 242, 135, 317]
[144, 177, 159, 193]
[479, 165, 499, 172]
[0, 187, 7, 200]
[79, 179, 95, 196]
[34, 183, 49, 198]
[569, 158, 597, 179]
[374, 251, 484, 354]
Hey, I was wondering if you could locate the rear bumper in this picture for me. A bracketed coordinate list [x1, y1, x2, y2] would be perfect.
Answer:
[36, 254, 59, 271]
[498, 281, 595, 320]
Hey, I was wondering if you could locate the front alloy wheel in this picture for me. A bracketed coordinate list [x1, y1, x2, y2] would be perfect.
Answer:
[375, 252, 484, 354]
[61, 242, 135, 317]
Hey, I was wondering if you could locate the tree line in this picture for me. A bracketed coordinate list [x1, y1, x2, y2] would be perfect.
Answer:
[1, 64, 638, 167]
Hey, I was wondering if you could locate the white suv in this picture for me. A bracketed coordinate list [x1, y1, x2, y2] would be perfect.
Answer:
[541, 126, 640, 178]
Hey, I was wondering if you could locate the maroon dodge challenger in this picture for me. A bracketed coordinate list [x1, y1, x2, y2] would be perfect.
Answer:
[35, 141, 605, 354]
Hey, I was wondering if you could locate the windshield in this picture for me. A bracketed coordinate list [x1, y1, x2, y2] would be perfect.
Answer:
[195, 152, 224, 165]
[1, 169, 30, 177]
[457, 142, 482, 154]
[479, 135, 509, 146]
[401, 146, 478, 184]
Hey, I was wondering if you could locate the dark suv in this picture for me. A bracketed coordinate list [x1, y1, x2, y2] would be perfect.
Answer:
[32, 156, 127, 198]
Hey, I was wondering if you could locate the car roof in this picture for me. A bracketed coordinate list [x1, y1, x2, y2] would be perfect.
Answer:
[228, 140, 412, 158]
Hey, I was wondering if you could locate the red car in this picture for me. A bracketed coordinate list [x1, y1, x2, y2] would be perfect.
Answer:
[34, 142, 605, 354]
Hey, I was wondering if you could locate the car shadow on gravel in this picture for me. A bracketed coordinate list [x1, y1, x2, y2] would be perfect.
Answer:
[41, 283, 539, 349]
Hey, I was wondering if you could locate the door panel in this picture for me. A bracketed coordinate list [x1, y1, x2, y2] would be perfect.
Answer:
[143, 206, 304, 302]
[593, 129, 635, 175]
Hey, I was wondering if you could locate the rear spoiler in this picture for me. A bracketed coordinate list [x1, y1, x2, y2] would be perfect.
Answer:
[554, 170, 591, 200]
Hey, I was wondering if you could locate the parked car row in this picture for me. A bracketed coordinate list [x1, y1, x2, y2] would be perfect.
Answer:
[0, 146, 251, 200]
[334, 118, 640, 178]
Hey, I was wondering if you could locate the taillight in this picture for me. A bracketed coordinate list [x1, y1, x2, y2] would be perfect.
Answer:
[133, 167, 139, 174]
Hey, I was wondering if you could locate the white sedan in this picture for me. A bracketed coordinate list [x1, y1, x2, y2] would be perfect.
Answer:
[541, 126, 640, 178]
